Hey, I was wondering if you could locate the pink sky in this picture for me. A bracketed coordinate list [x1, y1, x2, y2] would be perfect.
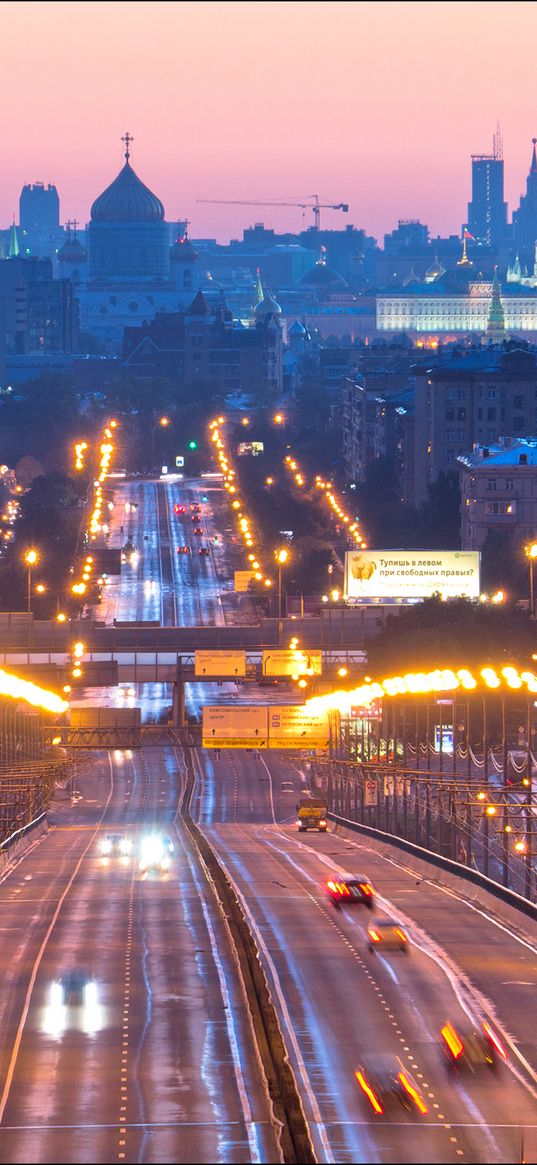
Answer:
[2, 1, 537, 242]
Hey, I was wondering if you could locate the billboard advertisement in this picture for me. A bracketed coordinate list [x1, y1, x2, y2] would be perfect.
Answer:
[237, 442, 264, 456]
[344, 549, 480, 603]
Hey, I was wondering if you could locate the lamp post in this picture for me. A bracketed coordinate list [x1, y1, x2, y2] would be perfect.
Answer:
[526, 542, 537, 618]
[275, 548, 289, 621]
[24, 549, 39, 616]
[151, 414, 172, 465]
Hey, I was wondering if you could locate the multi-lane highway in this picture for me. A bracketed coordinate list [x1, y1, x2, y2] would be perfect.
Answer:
[2, 472, 537, 1165]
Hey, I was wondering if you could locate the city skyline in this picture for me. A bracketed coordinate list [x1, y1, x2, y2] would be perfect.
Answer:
[2, 0, 537, 242]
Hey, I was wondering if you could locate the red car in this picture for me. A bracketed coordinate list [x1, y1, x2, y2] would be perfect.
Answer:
[193, 527, 203, 536]
[326, 875, 374, 908]
[174, 504, 186, 514]
[177, 545, 191, 555]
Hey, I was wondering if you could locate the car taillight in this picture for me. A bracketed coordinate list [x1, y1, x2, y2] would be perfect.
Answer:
[441, 1023, 464, 1059]
[396, 929, 407, 942]
[359, 882, 373, 896]
[355, 1070, 383, 1114]
[398, 1072, 427, 1114]
[319, 819, 327, 826]
[483, 1022, 507, 1059]
[368, 929, 381, 943]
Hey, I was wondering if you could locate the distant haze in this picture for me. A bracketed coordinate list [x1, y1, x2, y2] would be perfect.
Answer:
[2, 1, 536, 241]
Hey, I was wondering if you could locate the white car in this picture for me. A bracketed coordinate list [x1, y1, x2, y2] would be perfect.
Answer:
[139, 835, 171, 873]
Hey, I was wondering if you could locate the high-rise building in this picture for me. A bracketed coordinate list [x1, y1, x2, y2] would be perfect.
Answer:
[19, 182, 59, 231]
[512, 138, 537, 266]
[466, 128, 507, 248]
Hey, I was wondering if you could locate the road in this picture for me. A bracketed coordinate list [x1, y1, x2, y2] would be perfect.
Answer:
[3, 471, 537, 1164]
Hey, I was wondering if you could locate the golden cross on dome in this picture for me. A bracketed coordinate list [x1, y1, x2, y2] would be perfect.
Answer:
[121, 132, 134, 162]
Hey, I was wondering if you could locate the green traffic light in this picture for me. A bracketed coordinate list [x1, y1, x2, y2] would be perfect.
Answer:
[188, 440, 198, 450]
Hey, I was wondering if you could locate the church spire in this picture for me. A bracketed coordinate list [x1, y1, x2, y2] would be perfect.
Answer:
[531, 137, 537, 174]
[255, 267, 264, 305]
[486, 266, 506, 343]
[9, 217, 19, 258]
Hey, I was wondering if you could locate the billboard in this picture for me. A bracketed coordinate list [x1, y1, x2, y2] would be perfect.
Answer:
[234, 570, 257, 593]
[237, 441, 264, 456]
[344, 549, 480, 603]
[195, 650, 246, 677]
[202, 705, 268, 748]
[262, 649, 323, 677]
[267, 706, 330, 751]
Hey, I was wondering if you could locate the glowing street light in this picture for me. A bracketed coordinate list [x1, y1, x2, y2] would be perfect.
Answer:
[24, 549, 40, 616]
[275, 548, 289, 621]
[526, 542, 537, 617]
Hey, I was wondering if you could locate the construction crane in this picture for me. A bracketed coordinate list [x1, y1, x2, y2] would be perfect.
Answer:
[196, 194, 349, 232]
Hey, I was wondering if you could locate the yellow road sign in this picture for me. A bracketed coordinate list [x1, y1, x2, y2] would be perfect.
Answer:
[202, 705, 268, 748]
[261, 649, 323, 677]
[195, 650, 246, 677]
[267, 705, 329, 750]
[234, 570, 257, 593]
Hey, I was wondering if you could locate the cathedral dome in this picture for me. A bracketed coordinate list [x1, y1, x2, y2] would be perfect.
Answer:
[171, 234, 198, 262]
[90, 160, 165, 224]
[297, 259, 348, 290]
[59, 234, 87, 263]
[254, 290, 281, 318]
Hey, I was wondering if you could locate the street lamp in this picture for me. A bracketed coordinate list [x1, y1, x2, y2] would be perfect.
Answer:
[24, 549, 39, 615]
[275, 548, 289, 620]
[526, 543, 537, 618]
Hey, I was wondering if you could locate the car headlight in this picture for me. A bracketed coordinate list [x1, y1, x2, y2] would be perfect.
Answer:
[119, 838, 132, 855]
[84, 982, 98, 1008]
[100, 839, 112, 855]
[49, 982, 64, 1007]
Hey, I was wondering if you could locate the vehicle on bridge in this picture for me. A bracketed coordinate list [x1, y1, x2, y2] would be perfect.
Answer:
[43, 970, 101, 1036]
[440, 1020, 507, 1073]
[198, 546, 210, 556]
[367, 918, 409, 952]
[177, 545, 191, 555]
[99, 832, 132, 858]
[355, 1056, 428, 1116]
[326, 874, 374, 908]
[296, 796, 328, 832]
[121, 541, 138, 564]
[139, 834, 172, 873]
[174, 504, 186, 514]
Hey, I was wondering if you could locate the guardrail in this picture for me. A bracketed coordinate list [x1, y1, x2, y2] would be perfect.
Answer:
[327, 808, 537, 923]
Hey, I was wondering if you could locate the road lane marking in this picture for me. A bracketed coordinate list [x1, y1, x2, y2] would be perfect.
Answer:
[0, 753, 115, 1125]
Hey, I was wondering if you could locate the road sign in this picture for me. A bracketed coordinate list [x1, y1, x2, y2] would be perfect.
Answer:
[234, 570, 256, 593]
[262, 649, 323, 677]
[267, 705, 329, 751]
[195, 650, 246, 677]
[364, 778, 377, 808]
[202, 705, 268, 748]
[175, 456, 185, 468]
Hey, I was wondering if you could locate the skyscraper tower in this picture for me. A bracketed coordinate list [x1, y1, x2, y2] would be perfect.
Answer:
[512, 138, 537, 267]
[466, 126, 507, 248]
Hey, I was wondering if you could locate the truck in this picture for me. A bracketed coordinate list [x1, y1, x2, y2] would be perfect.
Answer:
[296, 797, 328, 832]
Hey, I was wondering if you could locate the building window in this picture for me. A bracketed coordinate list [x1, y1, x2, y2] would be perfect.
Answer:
[513, 416, 525, 432]
[487, 407, 496, 421]
[457, 388, 466, 399]
[477, 408, 483, 420]
[446, 408, 455, 421]
[505, 479, 514, 491]
[487, 388, 496, 400]
[487, 479, 497, 490]
[457, 407, 466, 420]
[446, 429, 454, 440]
[514, 395, 526, 409]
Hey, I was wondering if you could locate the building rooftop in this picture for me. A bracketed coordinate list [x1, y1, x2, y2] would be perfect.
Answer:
[458, 438, 537, 469]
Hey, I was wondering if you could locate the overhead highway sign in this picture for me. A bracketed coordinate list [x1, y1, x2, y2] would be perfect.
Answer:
[202, 705, 268, 748]
[262, 649, 323, 677]
[267, 705, 330, 751]
[195, 650, 246, 677]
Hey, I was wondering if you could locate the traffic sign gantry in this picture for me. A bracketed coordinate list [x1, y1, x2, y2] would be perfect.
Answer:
[195, 650, 246, 677]
[268, 705, 329, 750]
[262, 649, 323, 677]
[202, 705, 268, 748]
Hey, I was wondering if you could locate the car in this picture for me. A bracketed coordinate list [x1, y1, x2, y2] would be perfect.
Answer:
[367, 918, 409, 951]
[139, 834, 172, 873]
[99, 833, 132, 857]
[191, 512, 202, 522]
[198, 546, 210, 556]
[326, 874, 374, 908]
[173, 504, 186, 514]
[43, 969, 102, 1036]
[177, 545, 191, 554]
[189, 503, 200, 511]
[193, 527, 203, 536]
[355, 1056, 428, 1117]
[440, 1020, 507, 1073]
[121, 541, 138, 564]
